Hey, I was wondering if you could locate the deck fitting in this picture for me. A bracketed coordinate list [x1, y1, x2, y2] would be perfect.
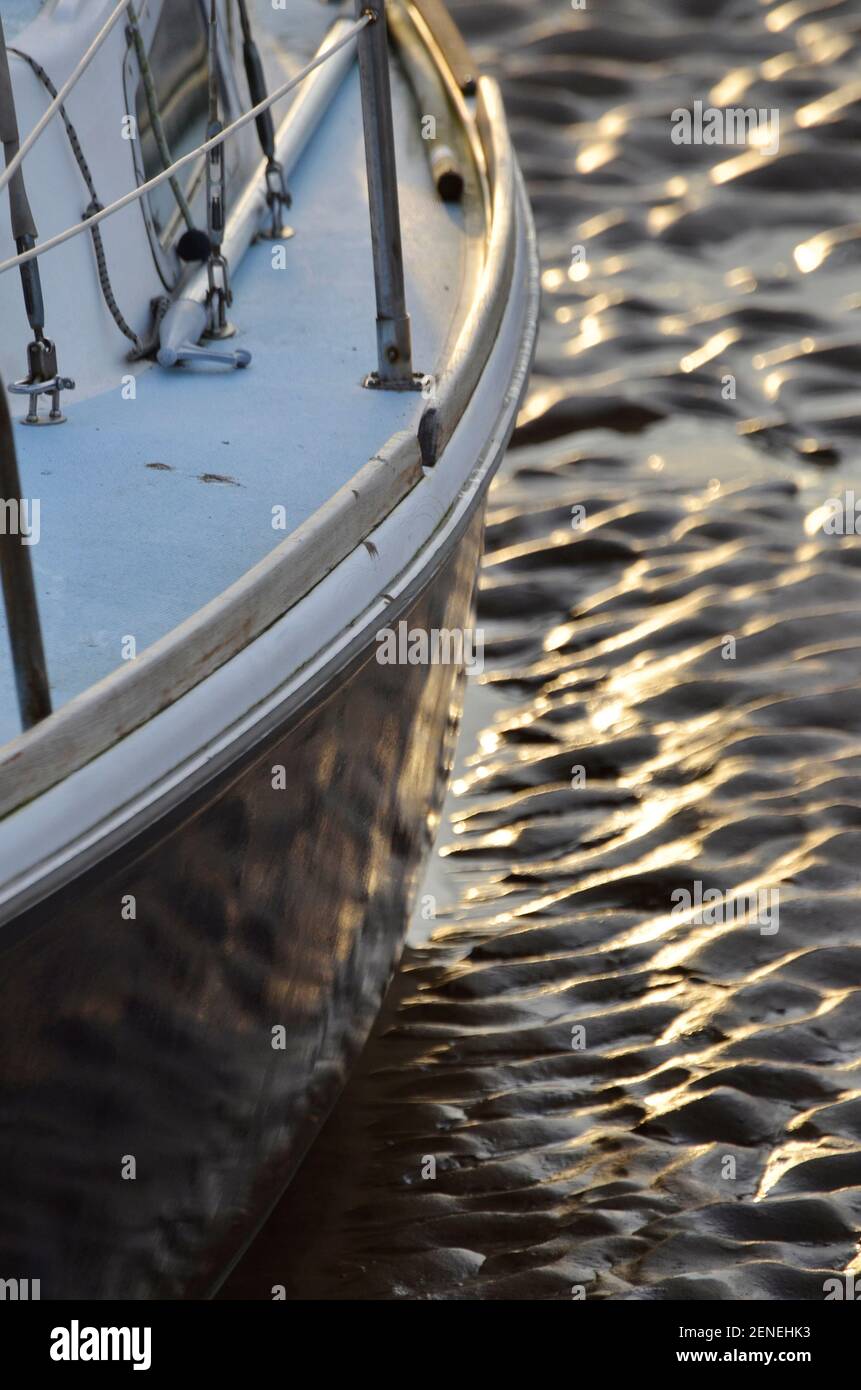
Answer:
[362, 370, 426, 392]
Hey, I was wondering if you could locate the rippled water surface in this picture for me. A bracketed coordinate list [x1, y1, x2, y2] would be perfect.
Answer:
[224, 0, 861, 1299]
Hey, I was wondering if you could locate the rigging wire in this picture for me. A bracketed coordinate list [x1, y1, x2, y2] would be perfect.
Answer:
[235, 0, 292, 235]
[203, 0, 233, 334]
[0, 15, 371, 280]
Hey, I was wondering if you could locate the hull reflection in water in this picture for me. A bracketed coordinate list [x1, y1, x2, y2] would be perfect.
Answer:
[0, 510, 483, 1300]
[0, 0, 539, 1302]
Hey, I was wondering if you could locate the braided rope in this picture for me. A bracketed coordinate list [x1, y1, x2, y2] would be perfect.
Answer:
[10, 47, 144, 352]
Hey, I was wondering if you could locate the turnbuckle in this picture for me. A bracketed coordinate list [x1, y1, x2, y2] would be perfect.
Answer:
[260, 160, 294, 242]
[204, 252, 235, 340]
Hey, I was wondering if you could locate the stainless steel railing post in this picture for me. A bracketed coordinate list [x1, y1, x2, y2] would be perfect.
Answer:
[354, 1, 416, 388]
[0, 377, 51, 730]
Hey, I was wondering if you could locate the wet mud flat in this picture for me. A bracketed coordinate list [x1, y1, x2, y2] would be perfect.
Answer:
[223, 0, 861, 1299]
[223, 442, 861, 1301]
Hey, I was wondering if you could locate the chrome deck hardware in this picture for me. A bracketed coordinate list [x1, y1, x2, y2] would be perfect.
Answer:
[203, 2, 236, 341]
[0, 9, 419, 386]
[157, 299, 250, 370]
[204, 251, 235, 341]
[236, 0, 294, 242]
[8, 337, 75, 425]
[262, 159, 294, 242]
[1, 16, 74, 424]
[159, 340, 250, 369]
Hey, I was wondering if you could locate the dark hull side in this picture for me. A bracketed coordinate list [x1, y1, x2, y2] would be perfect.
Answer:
[0, 507, 485, 1300]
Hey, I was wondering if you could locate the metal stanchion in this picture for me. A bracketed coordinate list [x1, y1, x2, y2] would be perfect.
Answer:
[354, 2, 421, 390]
[0, 377, 51, 729]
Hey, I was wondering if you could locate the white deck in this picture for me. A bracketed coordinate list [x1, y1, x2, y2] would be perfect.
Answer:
[0, 48, 470, 745]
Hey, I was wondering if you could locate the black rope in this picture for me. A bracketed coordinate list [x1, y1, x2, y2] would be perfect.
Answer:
[10, 46, 144, 354]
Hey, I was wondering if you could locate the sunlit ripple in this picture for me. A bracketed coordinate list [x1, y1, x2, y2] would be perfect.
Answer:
[255, 0, 861, 1303]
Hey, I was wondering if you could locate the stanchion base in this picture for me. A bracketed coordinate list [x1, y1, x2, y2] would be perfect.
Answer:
[363, 370, 426, 392]
[257, 224, 296, 242]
